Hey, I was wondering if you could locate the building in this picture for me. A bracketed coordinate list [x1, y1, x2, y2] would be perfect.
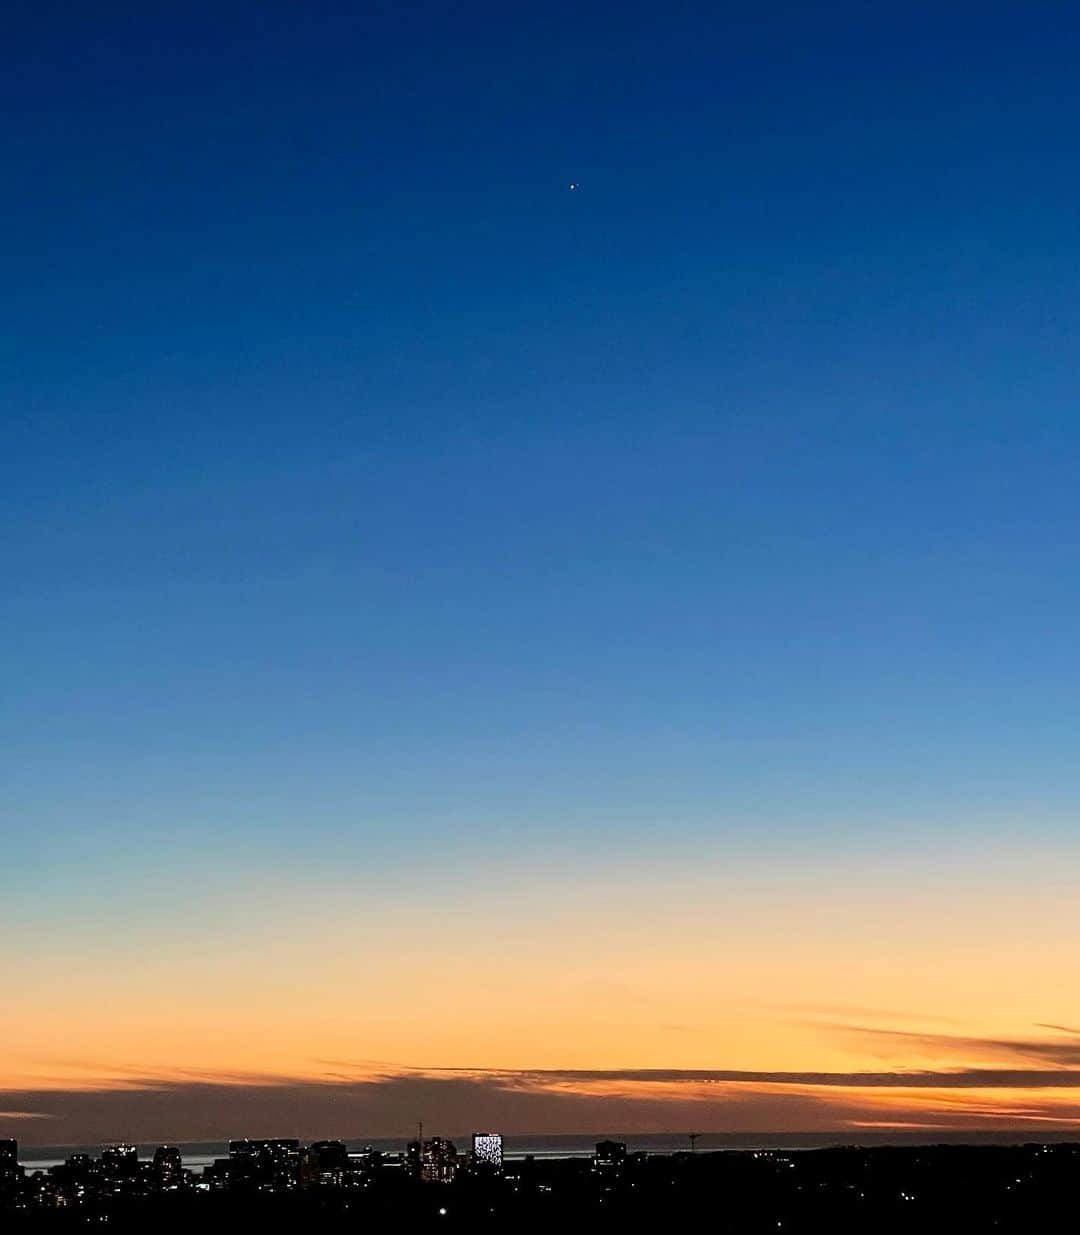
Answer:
[422, 1137, 458, 1184]
[226, 1139, 301, 1189]
[406, 1137, 459, 1183]
[49, 1154, 97, 1204]
[471, 1132, 503, 1171]
[594, 1140, 628, 1171]
[0, 1141, 21, 1198]
[152, 1146, 184, 1188]
[305, 1140, 351, 1185]
[101, 1145, 139, 1181]
[348, 1147, 386, 1176]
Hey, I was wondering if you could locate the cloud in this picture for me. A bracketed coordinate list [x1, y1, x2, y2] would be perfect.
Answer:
[9, 1052, 1080, 1147]
[11, 1025, 1080, 1145]
[823, 1023, 1080, 1068]
[463, 1065, 1080, 1089]
[777, 1002, 961, 1026]
[0, 1070, 860, 1146]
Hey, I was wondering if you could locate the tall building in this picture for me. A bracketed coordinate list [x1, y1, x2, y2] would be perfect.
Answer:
[305, 1140, 350, 1185]
[471, 1132, 503, 1171]
[152, 1146, 183, 1188]
[309, 1141, 349, 1172]
[406, 1137, 459, 1183]
[422, 1138, 458, 1184]
[0, 1140, 19, 1194]
[227, 1139, 301, 1189]
[101, 1145, 139, 1178]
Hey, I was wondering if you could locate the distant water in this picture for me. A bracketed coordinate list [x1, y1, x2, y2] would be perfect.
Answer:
[19, 1129, 1080, 1173]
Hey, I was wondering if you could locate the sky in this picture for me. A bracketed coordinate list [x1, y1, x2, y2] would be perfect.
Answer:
[5, 0, 1080, 1146]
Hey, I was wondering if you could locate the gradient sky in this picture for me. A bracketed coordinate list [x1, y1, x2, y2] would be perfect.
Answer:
[6, 1, 1080, 1145]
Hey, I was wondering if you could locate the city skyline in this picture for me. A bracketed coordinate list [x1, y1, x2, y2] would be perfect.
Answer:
[10, 1131, 1070, 1230]
[7, 2, 1080, 1146]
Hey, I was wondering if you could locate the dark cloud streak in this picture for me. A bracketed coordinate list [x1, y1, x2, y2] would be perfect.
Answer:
[10, 1023, 1080, 1145]
[826, 1024, 1080, 1068]
[6, 1060, 1080, 1147]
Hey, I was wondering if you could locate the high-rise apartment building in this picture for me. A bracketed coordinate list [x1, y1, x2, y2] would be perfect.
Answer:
[471, 1132, 503, 1171]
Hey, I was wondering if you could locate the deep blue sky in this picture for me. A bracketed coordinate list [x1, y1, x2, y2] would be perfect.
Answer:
[6, 1, 1080, 906]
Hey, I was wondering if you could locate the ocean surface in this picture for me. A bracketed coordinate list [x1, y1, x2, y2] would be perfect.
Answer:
[17, 1129, 1080, 1173]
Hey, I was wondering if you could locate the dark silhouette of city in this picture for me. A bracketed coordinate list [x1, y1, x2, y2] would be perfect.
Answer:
[4, 1132, 1080, 1231]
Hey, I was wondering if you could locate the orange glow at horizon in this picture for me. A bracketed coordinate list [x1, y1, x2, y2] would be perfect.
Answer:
[6, 848, 1080, 1137]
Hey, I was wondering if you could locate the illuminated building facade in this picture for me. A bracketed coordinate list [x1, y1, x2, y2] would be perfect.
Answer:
[472, 1132, 503, 1171]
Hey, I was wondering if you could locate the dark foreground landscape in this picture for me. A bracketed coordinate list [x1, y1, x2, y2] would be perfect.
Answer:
[4, 1136, 1080, 1232]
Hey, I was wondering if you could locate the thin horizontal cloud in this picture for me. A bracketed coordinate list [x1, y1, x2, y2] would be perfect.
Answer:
[457, 1066, 1080, 1089]
[777, 1002, 961, 1026]
[824, 1023, 1080, 1068]
[15, 1064, 371, 1094]
[850, 1121, 955, 1130]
